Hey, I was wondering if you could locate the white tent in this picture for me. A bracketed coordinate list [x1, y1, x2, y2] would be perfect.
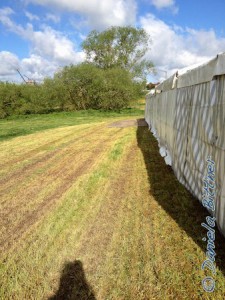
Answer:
[145, 52, 225, 236]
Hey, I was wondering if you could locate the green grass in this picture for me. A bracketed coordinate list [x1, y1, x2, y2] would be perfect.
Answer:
[0, 107, 144, 141]
[2, 96, 225, 299]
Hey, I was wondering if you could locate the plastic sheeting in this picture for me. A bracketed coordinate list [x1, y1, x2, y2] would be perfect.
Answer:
[145, 53, 225, 237]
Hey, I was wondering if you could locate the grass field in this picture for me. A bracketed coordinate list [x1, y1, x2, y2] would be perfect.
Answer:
[1, 104, 225, 299]
[0, 107, 144, 142]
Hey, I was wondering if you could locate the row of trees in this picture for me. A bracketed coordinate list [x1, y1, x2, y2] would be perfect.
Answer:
[0, 65, 145, 118]
[0, 26, 152, 118]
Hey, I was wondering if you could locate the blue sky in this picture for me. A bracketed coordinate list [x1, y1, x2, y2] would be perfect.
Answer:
[1, 0, 225, 82]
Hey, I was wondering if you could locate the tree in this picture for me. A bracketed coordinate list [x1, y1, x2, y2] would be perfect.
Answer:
[50, 63, 139, 110]
[54, 63, 105, 110]
[82, 26, 153, 79]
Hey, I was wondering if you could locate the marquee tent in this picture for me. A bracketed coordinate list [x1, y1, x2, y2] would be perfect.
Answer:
[145, 52, 225, 236]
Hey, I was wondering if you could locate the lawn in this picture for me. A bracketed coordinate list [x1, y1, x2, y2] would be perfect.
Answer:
[0, 105, 225, 299]
[0, 108, 143, 142]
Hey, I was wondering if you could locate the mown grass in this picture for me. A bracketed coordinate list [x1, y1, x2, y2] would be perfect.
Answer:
[0, 107, 144, 141]
[1, 101, 225, 299]
[0, 122, 136, 299]
[136, 126, 225, 299]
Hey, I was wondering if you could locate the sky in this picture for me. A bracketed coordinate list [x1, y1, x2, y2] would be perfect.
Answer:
[1, 0, 225, 83]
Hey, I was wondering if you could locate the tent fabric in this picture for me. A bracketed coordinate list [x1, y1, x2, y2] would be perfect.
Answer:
[156, 72, 178, 92]
[177, 52, 225, 88]
[145, 53, 225, 237]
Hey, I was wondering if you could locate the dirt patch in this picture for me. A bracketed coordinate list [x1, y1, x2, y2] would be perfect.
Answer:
[108, 118, 148, 128]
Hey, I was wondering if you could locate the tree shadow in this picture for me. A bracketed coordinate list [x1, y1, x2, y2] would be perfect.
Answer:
[136, 120, 225, 276]
[49, 260, 96, 300]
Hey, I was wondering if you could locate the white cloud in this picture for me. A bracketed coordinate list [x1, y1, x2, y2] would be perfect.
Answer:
[22, 24, 85, 64]
[150, 0, 175, 9]
[0, 7, 27, 36]
[0, 7, 14, 17]
[0, 52, 60, 82]
[25, 0, 137, 29]
[150, 0, 178, 14]
[0, 7, 15, 28]
[0, 8, 82, 64]
[21, 54, 58, 80]
[25, 11, 40, 21]
[150, 0, 179, 14]
[45, 13, 60, 23]
[140, 14, 225, 78]
[0, 7, 85, 80]
[0, 51, 20, 76]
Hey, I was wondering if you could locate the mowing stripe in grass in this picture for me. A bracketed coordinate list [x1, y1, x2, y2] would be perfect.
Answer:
[0, 126, 129, 254]
[0, 127, 136, 299]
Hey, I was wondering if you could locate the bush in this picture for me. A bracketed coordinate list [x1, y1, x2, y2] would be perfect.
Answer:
[0, 63, 145, 118]
[54, 63, 140, 110]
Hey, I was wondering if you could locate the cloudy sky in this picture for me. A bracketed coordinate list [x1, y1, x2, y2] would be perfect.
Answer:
[1, 0, 225, 82]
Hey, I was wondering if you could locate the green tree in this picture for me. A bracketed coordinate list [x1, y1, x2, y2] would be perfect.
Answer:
[55, 63, 105, 110]
[51, 63, 139, 110]
[82, 26, 153, 79]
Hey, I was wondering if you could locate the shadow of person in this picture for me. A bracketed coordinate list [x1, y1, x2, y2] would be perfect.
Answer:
[49, 260, 96, 300]
[136, 121, 225, 276]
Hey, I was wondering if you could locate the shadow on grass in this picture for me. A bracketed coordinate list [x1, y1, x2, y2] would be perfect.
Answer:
[49, 260, 96, 300]
[136, 121, 225, 276]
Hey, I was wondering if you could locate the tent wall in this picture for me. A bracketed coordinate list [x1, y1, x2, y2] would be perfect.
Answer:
[145, 67, 225, 236]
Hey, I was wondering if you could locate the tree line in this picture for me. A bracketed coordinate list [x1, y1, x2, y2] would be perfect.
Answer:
[0, 26, 153, 118]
